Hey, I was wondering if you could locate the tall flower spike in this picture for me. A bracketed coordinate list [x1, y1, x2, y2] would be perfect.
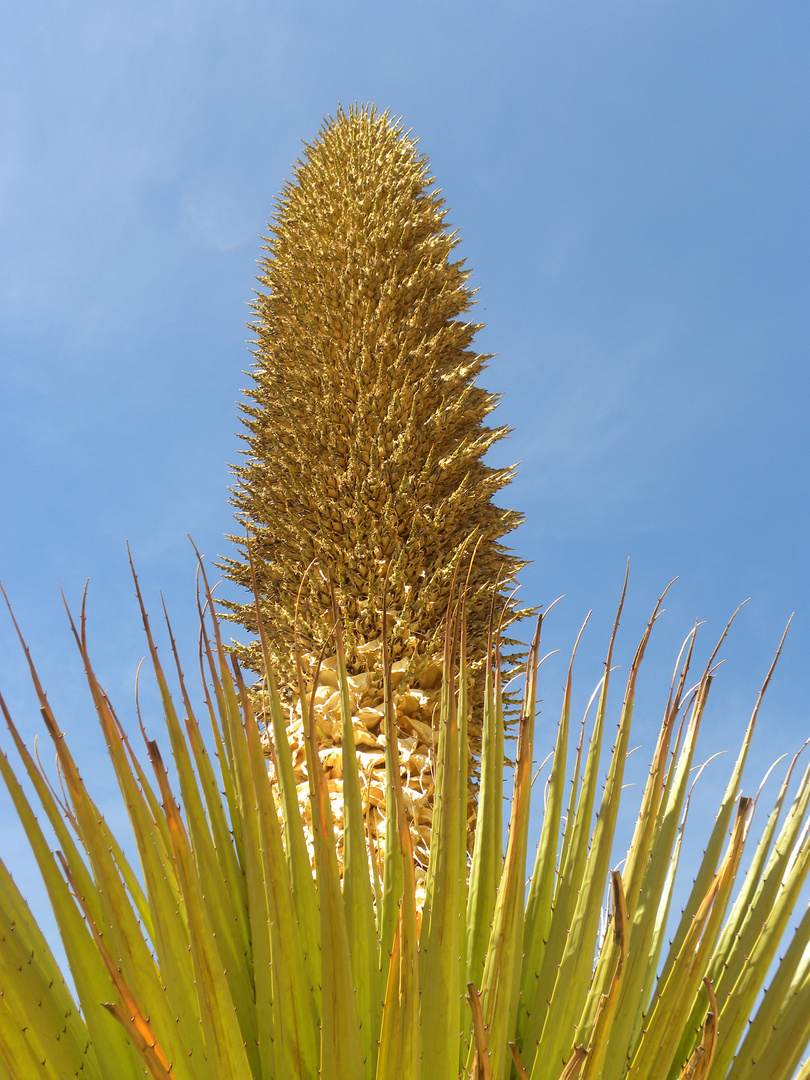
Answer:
[220, 104, 527, 875]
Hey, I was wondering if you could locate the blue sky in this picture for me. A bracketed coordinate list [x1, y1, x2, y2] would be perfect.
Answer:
[1, 1, 808, 951]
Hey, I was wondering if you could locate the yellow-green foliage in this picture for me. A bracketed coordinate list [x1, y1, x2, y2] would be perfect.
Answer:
[221, 105, 525, 686]
[1, 567, 809, 1080]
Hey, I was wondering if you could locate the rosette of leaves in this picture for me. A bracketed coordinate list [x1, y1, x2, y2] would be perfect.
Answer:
[1, 566, 809, 1080]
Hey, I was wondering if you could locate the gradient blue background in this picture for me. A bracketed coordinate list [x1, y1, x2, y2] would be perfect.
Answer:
[1, 0, 808, 988]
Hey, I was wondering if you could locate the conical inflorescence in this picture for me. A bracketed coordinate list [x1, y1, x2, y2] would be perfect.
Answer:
[221, 104, 526, 874]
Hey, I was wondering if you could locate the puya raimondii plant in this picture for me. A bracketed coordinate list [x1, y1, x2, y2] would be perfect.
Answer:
[1, 105, 809, 1080]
